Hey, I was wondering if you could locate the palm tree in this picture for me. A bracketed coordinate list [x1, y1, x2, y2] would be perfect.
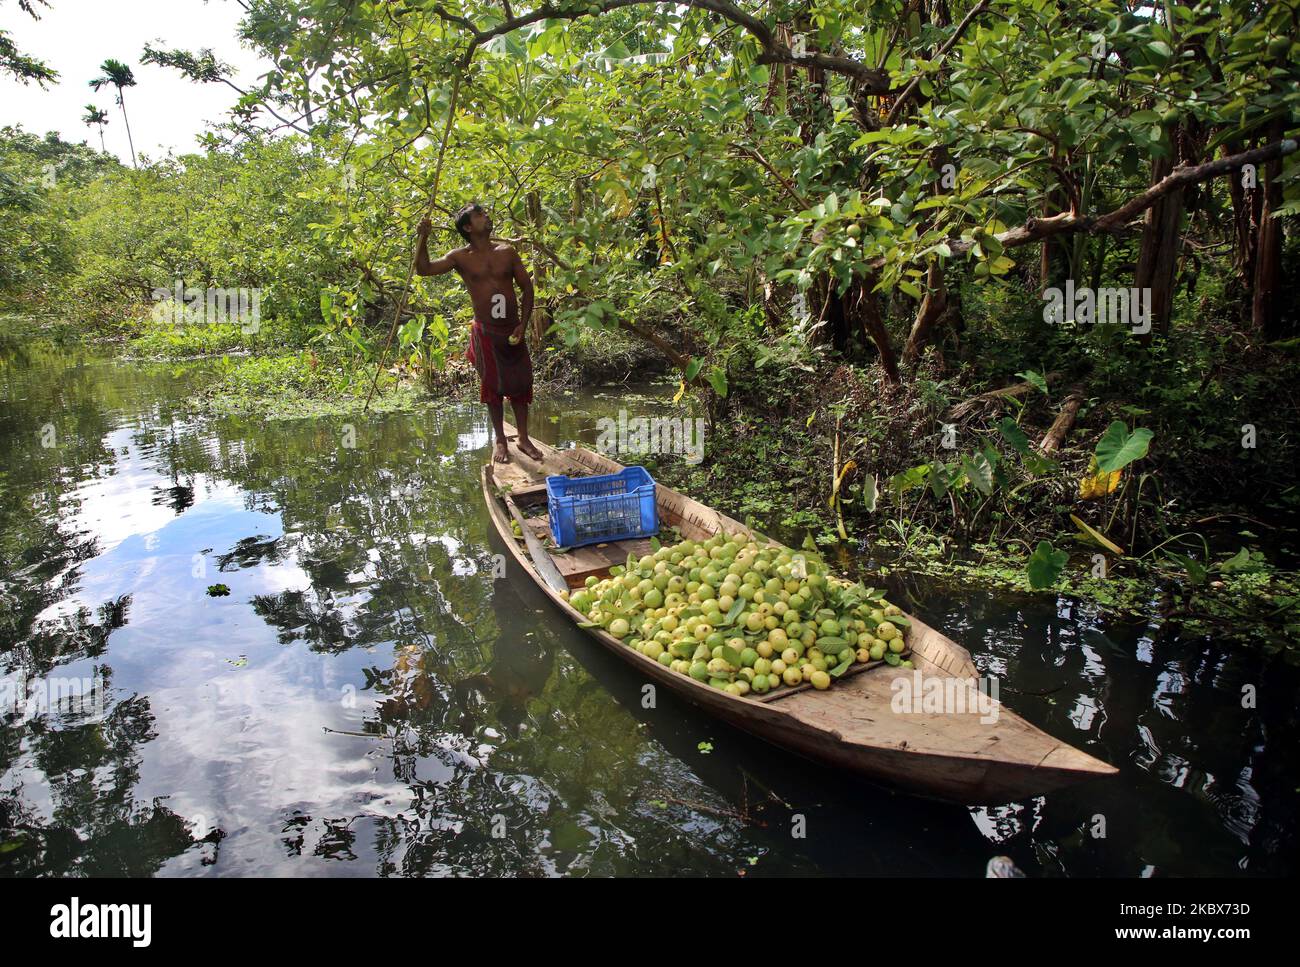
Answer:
[82, 104, 109, 153]
[89, 58, 137, 167]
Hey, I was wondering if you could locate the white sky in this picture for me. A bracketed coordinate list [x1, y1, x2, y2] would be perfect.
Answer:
[1, 0, 274, 159]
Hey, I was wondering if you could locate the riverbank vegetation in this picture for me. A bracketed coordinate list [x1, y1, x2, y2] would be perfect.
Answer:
[2, 0, 1298, 651]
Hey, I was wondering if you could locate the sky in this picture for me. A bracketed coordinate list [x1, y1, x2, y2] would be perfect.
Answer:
[1, 0, 274, 160]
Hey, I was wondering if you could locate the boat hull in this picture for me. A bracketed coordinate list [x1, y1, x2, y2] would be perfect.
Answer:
[480, 436, 1117, 805]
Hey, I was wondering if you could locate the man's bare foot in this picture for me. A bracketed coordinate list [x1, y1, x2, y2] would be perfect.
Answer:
[517, 438, 543, 461]
[493, 440, 511, 463]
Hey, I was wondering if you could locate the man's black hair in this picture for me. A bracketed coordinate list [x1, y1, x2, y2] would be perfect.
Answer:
[455, 202, 484, 242]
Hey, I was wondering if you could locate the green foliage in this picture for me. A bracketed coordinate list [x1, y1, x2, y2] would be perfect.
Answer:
[0, 0, 56, 85]
[2, 0, 1297, 653]
[1094, 421, 1154, 474]
[1027, 540, 1070, 590]
[202, 351, 426, 419]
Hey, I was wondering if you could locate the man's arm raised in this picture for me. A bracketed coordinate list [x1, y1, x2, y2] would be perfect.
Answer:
[414, 217, 457, 276]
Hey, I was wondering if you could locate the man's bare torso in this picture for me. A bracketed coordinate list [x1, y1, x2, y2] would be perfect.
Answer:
[449, 244, 520, 329]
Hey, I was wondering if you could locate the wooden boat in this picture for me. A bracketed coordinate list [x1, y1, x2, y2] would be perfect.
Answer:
[483, 425, 1118, 805]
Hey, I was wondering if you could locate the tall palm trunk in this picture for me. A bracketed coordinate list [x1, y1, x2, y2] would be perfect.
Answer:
[117, 85, 137, 168]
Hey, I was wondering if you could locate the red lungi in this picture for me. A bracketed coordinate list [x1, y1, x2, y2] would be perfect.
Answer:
[466, 318, 533, 405]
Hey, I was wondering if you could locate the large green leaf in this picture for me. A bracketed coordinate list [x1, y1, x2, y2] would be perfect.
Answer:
[1026, 540, 1069, 590]
[1094, 421, 1154, 473]
[998, 417, 1031, 455]
[961, 452, 994, 494]
[1016, 370, 1049, 395]
[705, 366, 728, 397]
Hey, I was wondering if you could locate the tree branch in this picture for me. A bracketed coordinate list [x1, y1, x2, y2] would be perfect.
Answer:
[882, 138, 1299, 267]
[428, 0, 889, 90]
[886, 0, 992, 125]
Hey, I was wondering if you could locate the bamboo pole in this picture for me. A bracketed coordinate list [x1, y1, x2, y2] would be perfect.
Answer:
[364, 55, 472, 412]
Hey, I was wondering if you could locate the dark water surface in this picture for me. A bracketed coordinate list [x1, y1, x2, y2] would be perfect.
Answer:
[1, 344, 1295, 876]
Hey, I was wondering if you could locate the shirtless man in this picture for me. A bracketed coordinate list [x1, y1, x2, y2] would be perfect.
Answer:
[415, 203, 544, 463]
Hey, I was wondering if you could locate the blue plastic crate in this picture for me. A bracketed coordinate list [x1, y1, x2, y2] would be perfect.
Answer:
[547, 466, 659, 548]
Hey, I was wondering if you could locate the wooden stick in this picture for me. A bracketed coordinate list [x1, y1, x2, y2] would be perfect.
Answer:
[504, 493, 569, 594]
[945, 372, 1062, 421]
[364, 56, 470, 412]
[1038, 385, 1086, 454]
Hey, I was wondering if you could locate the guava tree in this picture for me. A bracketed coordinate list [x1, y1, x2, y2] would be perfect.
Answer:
[225, 0, 1298, 385]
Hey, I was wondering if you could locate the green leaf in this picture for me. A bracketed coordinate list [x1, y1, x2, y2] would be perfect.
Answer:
[1023, 453, 1058, 476]
[683, 357, 703, 382]
[721, 645, 743, 667]
[706, 366, 728, 398]
[1016, 370, 1049, 395]
[1094, 421, 1154, 473]
[998, 417, 1031, 454]
[1167, 552, 1207, 586]
[1026, 540, 1069, 590]
[829, 654, 854, 677]
[721, 597, 746, 626]
[1218, 547, 1261, 574]
[962, 452, 994, 494]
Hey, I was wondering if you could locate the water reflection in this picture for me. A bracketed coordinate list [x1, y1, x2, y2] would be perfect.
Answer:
[0, 345, 1295, 877]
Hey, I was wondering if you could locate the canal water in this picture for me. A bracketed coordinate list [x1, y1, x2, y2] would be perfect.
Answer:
[1, 343, 1295, 876]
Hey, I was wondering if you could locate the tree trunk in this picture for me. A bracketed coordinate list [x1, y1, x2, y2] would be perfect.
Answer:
[117, 87, 138, 169]
[817, 280, 851, 352]
[1253, 122, 1286, 338]
[788, 9, 848, 352]
[572, 176, 586, 219]
[1227, 141, 1260, 289]
[902, 260, 948, 365]
[851, 274, 901, 384]
[946, 371, 1062, 421]
[1038, 185, 1068, 293]
[1133, 154, 1182, 342]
